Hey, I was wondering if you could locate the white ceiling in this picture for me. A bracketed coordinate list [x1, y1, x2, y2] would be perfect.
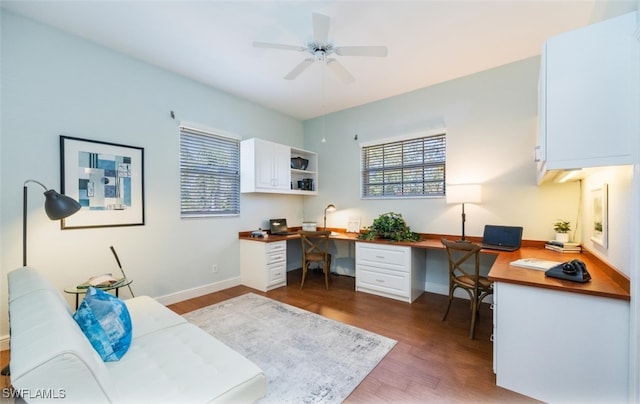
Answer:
[2, 1, 637, 120]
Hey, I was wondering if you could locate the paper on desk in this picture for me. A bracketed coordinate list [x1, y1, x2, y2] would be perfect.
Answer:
[510, 258, 563, 271]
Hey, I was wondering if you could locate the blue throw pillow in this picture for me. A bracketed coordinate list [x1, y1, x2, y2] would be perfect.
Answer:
[73, 286, 132, 361]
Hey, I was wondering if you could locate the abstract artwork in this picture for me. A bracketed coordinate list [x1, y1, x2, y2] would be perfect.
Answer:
[60, 136, 144, 229]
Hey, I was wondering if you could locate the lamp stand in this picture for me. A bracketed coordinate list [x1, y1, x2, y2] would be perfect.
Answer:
[457, 202, 470, 243]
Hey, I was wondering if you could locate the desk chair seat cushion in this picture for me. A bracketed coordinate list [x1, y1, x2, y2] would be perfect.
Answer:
[453, 274, 493, 290]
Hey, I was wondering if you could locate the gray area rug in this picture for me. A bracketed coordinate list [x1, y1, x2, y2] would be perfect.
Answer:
[183, 293, 397, 403]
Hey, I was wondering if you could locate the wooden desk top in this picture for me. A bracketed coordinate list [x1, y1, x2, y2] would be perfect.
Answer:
[239, 229, 630, 301]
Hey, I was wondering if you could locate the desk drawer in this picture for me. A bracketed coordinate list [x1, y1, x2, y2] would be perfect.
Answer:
[356, 243, 410, 272]
[267, 262, 286, 285]
[356, 265, 409, 299]
[266, 241, 286, 254]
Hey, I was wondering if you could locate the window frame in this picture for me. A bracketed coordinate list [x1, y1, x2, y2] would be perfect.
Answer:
[360, 130, 446, 199]
[179, 124, 241, 217]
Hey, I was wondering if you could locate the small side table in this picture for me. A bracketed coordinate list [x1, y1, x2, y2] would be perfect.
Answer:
[64, 278, 133, 309]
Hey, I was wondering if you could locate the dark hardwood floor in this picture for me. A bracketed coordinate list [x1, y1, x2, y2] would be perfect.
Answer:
[0, 270, 538, 403]
[168, 270, 538, 403]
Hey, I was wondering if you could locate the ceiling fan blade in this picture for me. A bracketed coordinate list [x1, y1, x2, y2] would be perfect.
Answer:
[335, 46, 388, 57]
[312, 12, 330, 44]
[326, 59, 355, 84]
[253, 41, 306, 52]
[284, 58, 315, 80]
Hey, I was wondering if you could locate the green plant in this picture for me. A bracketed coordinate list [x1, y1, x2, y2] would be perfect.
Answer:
[553, 219, 571, 233]
[358, 212, 420, 242]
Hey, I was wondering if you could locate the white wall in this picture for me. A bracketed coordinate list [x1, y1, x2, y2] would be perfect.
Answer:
[0, 11, 306, 342]
[302, 57, 582, 284]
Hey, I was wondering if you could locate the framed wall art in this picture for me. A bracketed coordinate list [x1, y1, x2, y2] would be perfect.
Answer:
[590, 183, 608, 248]
[60, 136, 145, 229]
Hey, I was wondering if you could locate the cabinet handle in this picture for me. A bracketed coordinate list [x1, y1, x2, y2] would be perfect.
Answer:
[375, 279, 385, 283]
[490, 303, 495, 310]
[533, 145, 541, 162]
[490, 334, 495, 342]
[375, 255, 385, 259]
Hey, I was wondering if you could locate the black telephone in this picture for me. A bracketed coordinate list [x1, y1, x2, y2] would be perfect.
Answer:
[545, 259, 591, 283]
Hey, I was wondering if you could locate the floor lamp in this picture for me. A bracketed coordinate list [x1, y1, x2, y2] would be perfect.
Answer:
[323, 204, 336, 230]
[446, 184, 482, 242]
[3, 181, 81, 377]
[23, 179, 81, 266]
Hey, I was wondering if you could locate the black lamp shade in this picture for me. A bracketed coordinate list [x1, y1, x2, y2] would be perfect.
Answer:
[43, 190, 81, 220]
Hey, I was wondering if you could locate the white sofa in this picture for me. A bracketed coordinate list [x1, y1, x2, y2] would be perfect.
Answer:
[7, 267, 266, 403]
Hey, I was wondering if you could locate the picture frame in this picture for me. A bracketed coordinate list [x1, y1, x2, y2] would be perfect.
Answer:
[590, 183, 608, 248]
[60, 136, 145, 229]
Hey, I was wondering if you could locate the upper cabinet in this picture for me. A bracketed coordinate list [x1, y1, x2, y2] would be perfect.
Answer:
[536, 11, 638, 183]
[241, 138, 318, 195]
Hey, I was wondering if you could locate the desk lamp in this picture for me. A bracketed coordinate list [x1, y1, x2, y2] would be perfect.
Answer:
[23, 179, 81, 266]
[323, 204, 336, 230]
[446, 184, 481, 242]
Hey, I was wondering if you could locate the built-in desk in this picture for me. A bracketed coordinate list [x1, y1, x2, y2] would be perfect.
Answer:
[238, 230, 630, 301]
[240, 230, 631, 402]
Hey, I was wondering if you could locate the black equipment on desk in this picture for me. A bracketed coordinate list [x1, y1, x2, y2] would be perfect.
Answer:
[545, 259, 591, 283]
[481, 225, 523, 251]
[269, 218, 297, 236]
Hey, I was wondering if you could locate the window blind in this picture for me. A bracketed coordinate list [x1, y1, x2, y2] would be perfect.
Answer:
[361, 133, 446, 198]
[179, 126, 240, 217]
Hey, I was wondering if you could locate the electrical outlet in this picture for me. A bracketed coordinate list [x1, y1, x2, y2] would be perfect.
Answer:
[211, 264, 218, 273]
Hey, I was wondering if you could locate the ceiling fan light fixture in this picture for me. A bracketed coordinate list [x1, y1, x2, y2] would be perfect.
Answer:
[253, 12, 387, 82]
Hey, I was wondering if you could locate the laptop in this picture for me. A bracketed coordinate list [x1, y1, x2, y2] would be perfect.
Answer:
[481, 225, 523, 251]
[269, 218, 297, 236]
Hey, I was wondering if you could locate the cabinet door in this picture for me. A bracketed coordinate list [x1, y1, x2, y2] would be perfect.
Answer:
[495, 282, 629, 403]
[253, 139, 290, 190]
[272, 142, 291, 190]
[544, 12, 636, 169]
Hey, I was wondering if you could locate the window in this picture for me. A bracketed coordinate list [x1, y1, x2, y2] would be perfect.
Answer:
[361, 133, 446, 198]
[179, 125, 240, 217]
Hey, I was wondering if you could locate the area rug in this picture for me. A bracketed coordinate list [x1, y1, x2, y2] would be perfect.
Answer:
[183, 293, 397, 403]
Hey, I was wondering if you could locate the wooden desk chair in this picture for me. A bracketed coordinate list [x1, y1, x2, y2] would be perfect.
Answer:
[441, 238, 493, 339]
[299, 230, 332, 290]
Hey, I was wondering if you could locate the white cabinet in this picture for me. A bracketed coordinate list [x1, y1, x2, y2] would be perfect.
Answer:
[240, 240, 287, 292]
[536, 11, 637, 181]
[241, 138, 290, 192]
[241, 138, 318, 195]
[493, 282, 629, 403]
[355, 242, 425, 303]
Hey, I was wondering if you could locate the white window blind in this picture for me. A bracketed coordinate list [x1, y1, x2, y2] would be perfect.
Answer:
[179, 126, 240, 217]
[361, 133, 446, 198]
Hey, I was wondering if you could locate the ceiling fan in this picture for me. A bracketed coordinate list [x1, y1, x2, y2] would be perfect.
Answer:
[253, 12, 388, 83]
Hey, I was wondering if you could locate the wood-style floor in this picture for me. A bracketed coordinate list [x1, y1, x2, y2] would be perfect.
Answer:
[169, 270, 537, 403]
[1, 270, 538, 403]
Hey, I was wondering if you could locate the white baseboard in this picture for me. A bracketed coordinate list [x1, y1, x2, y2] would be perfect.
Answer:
[154, 277, 242, 306]
[1, 335, 9, 351]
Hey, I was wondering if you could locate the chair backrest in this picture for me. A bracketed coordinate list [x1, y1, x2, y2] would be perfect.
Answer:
[299, 230, 331, 258]
[441, 238, 482, 280]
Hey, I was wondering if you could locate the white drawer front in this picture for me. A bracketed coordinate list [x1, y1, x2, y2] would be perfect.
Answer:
[356, 243, 410, 272]
[267, 263, 286, 285]
[266, 250, 286, 265]
[266, 241, 286, 253]
[356, 265, 409, 297]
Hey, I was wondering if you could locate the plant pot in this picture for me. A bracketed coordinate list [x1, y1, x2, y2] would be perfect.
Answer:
[555, 232, 570, 243]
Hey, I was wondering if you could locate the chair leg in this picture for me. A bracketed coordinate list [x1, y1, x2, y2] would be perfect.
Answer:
[469, 296, 479, 339]
[300, 262, 307, 289]
[323, 258, 331, 290]
[442, 285, 455, 321]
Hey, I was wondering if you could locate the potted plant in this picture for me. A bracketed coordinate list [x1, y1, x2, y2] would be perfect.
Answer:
[553, 219, 571, 242]
[358, 212, 420, 242]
